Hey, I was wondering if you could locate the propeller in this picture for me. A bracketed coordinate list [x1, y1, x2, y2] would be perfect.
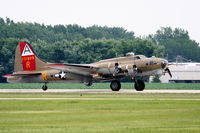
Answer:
[165, 67, 172, 78]
[161, 60, 168, 69]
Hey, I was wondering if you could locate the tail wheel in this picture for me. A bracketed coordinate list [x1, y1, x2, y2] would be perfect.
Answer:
[134, 80, 145, 91]
[84, 82, 93, 86]
[110, 80, 121, 91]
[42, 85, 48, 91]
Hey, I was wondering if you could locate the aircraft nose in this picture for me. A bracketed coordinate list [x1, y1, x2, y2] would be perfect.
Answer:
[161, 60, 168, 69]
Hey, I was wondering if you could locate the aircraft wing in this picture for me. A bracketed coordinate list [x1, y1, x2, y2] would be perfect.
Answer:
[47, 64, 96, 76]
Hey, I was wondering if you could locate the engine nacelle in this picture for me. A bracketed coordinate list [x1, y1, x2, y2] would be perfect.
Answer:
[122, 64, 138, 76]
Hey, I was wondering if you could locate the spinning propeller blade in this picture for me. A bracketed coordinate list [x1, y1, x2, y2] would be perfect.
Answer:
[165, 68, 172, 78]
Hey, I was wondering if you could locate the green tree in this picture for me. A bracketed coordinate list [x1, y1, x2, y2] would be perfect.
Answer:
[148, 27, 200, 61]
[0, 38, 20, 82]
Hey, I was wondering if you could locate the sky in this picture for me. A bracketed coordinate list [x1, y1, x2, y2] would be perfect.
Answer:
[0, 0, 200, 43]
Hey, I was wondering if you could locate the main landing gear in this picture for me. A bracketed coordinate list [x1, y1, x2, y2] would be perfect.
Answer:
[110, 79, 145, 91]
[134, 80, 145, 91]
[42, 83, 48, 91]
[110, 80, 121, 91]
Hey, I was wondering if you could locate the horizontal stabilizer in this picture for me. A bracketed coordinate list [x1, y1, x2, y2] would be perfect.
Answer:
[3, 73, 41, 77]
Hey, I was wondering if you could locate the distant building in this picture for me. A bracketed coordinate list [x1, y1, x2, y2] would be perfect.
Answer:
[160, 62, 200, 83]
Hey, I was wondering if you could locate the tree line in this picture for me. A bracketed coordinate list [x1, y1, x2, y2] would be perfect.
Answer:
[0, 17, 200, 82]
[147, 27, 200, 62]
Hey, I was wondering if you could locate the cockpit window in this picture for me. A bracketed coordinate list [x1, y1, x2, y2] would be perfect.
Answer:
[131, 55, 147, 60]
[131, 57, 140, 60]
[135, 56, 140, 59]
[138, 55, 147, 59]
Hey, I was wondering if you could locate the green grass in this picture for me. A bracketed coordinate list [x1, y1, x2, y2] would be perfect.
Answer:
[0, 83, 200, 89]
[0, 93, 200, 133]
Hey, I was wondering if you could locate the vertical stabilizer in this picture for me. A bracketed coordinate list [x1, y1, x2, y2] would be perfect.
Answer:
[14, 41, 47, 72]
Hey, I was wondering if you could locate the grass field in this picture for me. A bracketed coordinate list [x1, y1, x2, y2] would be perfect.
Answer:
[0, 93, 200, 133]
[0, 83, 200, 89]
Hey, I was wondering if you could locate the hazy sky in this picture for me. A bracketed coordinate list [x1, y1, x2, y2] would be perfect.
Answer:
[1, 0, 200, 43]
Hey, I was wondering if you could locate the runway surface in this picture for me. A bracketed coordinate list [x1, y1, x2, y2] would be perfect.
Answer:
[0, 89, 200, 93]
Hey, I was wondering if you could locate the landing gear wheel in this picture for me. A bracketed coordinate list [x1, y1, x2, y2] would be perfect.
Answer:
[42, 85, 48, 91]
[110, 80, 121, 91]
[134, 80, 145, 91]
[84, 82, 93, 86]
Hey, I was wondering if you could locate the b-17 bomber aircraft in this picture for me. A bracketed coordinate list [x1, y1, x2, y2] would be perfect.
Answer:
[3, 41, 172, 91]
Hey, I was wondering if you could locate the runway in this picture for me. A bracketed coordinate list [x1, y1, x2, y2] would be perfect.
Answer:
[0, 89, 200, 93]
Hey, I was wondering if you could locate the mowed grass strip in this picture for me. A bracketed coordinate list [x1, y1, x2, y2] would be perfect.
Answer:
[1, 83, 200, 89]
[0, 93, 200, 133]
